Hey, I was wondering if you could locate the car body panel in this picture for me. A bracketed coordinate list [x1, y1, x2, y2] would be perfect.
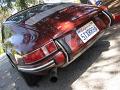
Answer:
[1, 3, 112, 73]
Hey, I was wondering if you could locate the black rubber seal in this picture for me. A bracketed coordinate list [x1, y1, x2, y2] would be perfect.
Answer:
[57, 39, 72, 61]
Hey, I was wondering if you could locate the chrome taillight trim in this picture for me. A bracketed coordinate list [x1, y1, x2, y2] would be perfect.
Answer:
[41, 46, 49, 56]
[22, 40, 58, 64]
[23, 40, 57, 57]
[102, 11, 112, 27]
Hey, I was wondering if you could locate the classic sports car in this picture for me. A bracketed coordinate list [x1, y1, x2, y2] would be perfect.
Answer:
[1, 3, 114, 82]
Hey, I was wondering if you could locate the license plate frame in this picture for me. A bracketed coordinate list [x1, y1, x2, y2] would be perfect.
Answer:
[76, 21, 99, 43]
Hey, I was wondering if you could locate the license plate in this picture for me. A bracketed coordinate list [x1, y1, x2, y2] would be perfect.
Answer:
[76, 21, 99, 43]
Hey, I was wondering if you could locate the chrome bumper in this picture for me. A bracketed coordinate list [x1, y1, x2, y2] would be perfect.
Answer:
[17, 60, 55, 73]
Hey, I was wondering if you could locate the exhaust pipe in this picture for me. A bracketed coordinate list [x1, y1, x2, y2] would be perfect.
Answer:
[49, 68, 58, 83]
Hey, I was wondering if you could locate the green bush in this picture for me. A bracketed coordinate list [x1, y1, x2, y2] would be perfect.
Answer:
[0, 23, 4, 55]
[0, 46, 4, 55]
[80, 0, 87, 3]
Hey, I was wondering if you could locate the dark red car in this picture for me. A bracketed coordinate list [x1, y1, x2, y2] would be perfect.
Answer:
[1, 3, 113, 82]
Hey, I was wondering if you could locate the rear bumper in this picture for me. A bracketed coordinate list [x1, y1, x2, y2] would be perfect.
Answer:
[17, 60, 55, 74]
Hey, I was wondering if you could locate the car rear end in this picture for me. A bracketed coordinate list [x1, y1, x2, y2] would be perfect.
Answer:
[52, 5, 112, 67]
[1, 21, 66, 74]
[17, 40, 66, 73]
[1, 4, 113, 75]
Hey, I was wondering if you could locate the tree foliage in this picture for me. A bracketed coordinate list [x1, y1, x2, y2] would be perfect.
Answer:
[0, 0, 44, 21]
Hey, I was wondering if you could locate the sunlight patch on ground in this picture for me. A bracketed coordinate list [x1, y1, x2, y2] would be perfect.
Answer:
[71, 25, 120, 90]
[71, 57, 120, 90]
[101, 39, 120, 58]
[104, 74, 120, 90]
[101, 47, 119, 58]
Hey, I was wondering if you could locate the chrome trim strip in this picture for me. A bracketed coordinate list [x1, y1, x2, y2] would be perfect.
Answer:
[18, 60, 55, 72]
[23, 40, 56, 57]
[102, 11, 111, 27]
[25, 4, 73, 25]
[61, 31, 105, 67]
[41, 46, 49, 56]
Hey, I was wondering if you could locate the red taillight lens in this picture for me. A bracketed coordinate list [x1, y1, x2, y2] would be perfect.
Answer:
[100, 6, 108, 11]
[68, 38, 79, 53]
[114, 13, 120, 23]
[23, 49, 45, 64]
[46, 42, 57, 53]
[23, 41, 57, 64]
[54, 51, 65, 66]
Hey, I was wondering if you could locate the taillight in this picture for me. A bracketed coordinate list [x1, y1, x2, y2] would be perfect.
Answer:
[54, 51, 65, 66]
[100, 6, 108, 11]
[23, 48, 45, 64]
[46, 42, 57, 53]
[114, 13, 120, 24]
[23, 41, 57, 64]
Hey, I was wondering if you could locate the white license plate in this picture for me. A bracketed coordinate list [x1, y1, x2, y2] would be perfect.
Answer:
[76, 21, 99, 43]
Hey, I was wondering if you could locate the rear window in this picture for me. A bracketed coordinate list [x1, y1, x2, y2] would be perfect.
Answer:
[1, 21, 40, 54]
[6, 3, 61, 23]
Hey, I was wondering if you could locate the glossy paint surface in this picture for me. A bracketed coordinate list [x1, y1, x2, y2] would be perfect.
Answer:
[2, 4, 110, 66]
[114, 13, 120, 24]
